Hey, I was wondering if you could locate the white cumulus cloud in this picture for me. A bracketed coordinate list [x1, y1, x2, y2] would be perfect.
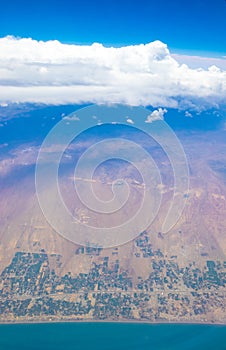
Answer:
[185, 111, 193, 118]
[0, 36, 226, 109]
[126, 118, 134, 124]
[145, 108, 167, 123]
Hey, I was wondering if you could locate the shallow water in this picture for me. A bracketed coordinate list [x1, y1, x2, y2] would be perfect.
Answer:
[0, 322, 226, 350]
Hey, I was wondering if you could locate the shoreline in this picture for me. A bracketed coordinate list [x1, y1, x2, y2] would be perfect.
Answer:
[0, 318, 225, 327]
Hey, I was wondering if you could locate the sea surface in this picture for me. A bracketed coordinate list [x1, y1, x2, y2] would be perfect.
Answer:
[0, 322, 226, 350]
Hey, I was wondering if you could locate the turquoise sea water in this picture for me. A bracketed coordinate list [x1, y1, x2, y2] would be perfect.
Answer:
[0, 323, 226, 350]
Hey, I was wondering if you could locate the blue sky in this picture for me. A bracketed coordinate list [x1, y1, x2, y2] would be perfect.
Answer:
[0, 0, 226, 54]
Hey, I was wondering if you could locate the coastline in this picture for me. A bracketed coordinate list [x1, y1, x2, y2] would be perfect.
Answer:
[0, 318, 225, 327]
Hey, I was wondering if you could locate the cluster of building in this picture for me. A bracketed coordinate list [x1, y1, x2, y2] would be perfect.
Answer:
[0, 232, 225, 323]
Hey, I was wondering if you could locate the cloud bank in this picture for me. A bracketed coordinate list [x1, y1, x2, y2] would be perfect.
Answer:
[0, 36, 226, 109]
